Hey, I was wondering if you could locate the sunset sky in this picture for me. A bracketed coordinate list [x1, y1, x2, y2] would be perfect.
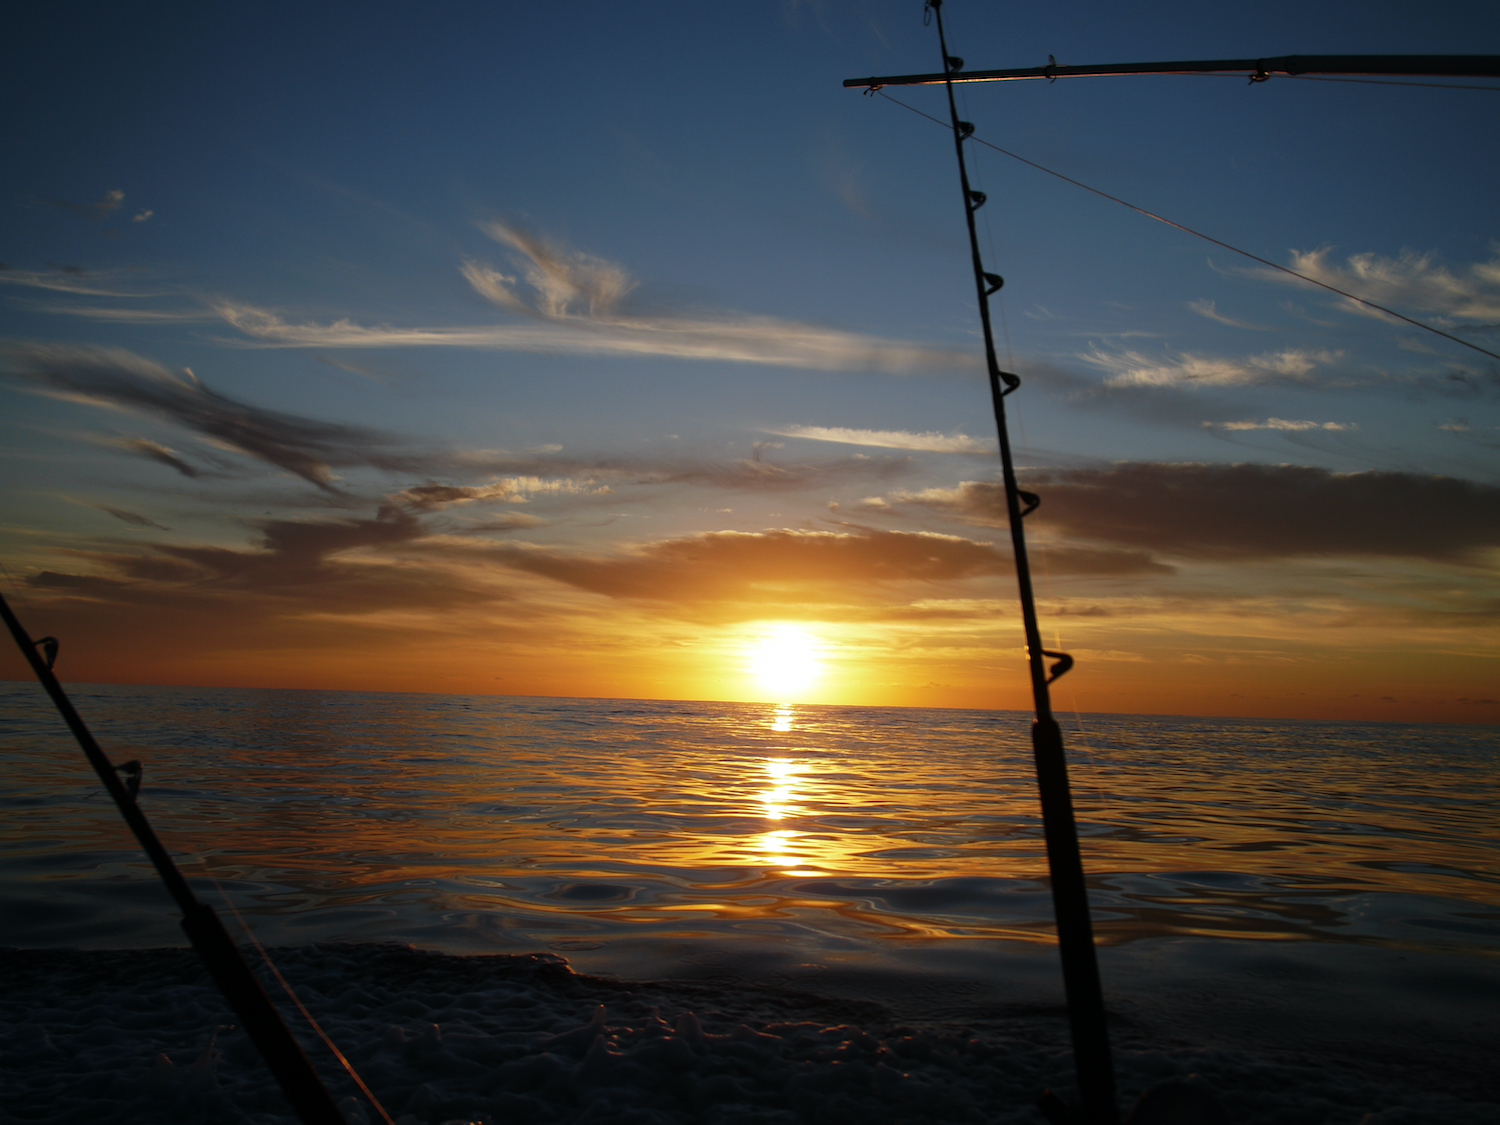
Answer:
[2, 1, 1496, 722]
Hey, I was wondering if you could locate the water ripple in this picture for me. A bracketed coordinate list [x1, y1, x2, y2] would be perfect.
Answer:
[1, 683, 1495, 960]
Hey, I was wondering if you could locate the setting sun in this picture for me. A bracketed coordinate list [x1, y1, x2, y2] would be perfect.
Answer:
[747, 624, 824, 701]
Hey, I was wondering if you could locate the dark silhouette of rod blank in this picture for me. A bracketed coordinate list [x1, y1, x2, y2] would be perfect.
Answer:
[917, 2, 1118, 1121]
[844, 53, 1500, 88]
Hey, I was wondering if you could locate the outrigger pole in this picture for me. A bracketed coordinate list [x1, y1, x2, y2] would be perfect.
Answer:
[845, 53, 1500, 89]
[0, 591, 345, 1125]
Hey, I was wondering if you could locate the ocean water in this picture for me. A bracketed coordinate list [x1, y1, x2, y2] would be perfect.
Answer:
[2, 682, 1498, 1122]
[3, 683, 1495, 961]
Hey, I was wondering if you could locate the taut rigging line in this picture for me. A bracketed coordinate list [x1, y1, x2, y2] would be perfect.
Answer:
[922, 3, 1119, 1124]
[853, 42, 1500, 364]
[871, 91, 1500, 365]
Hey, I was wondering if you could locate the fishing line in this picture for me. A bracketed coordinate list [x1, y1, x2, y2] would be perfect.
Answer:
[1012, 558, 1152, 950]
[0, 560, 102, 809]
[963, 69, 1061, 825]
[875, 91, 1500, 363]
[922, 40, 1150, 967]
[2, 556, 377, 1121]
[1050, 699, 1155, 945]
[966, 130, 1015, 368]
[968, 145, 1016, 371]
[951, 47, 1004, 295]
[1003, 409, 1159, 1048]
[0, 590, 346, 1124]
[5, 561, 384, 1122]
[204, 869, 397, 1125]
[922, 7, 1121, 1115]
[966, 105, 1019, 372]
[993, 286, 1017, 372]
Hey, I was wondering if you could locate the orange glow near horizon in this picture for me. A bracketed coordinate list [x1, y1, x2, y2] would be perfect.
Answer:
[3, 588, 1497, 724]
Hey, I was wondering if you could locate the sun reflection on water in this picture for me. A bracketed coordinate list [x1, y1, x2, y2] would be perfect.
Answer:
[756, 758, 813, 873]
[752, 713, 828, 875]
[760, 757, 800, 821]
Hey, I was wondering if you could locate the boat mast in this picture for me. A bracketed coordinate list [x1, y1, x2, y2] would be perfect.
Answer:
[921, 3, 1118, 1122]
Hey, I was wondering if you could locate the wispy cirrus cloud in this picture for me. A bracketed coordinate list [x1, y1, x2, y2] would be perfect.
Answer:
[465, 223, 635, 320]
[481, 527, 1015, 603]
[212, 222, 979, 376]
[768, 424, 995, 454]
[3, 343, 419, 490]
[1246, 247, 1500, 325]
[1203, 418, 1356, 432]
[1188, 299, 1272, 331]
[5, 344, 919, 498]
[108, 437, 204, 478]
[65, 498, 171, 530]
[1081, 346, 1340, 388]
[43, 189, 125, 220]
[38, 306, 215, 324]
[0, 265, 157, 298]
[425, 449, 917, 498]
[389, 477, 613, 511]
[213, 300, 976, 375]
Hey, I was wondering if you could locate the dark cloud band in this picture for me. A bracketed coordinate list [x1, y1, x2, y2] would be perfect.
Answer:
[892, 463, 1500, 563]
[5, 343, 416, 490]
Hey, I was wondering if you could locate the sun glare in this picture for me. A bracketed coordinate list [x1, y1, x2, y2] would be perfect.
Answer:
[747, 624, 824, 701]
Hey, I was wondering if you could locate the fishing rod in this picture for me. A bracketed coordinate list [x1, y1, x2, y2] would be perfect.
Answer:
[913, 3, 1117, 1122]
[0, 590, 346, 1125]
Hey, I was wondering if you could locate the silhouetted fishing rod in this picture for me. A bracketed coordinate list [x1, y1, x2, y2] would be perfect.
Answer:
[914, 3, 1118, 1122]
[0, 590, 345, 1125]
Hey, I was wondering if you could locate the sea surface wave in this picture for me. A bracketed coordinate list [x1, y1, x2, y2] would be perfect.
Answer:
[3, 683, 1495, 975]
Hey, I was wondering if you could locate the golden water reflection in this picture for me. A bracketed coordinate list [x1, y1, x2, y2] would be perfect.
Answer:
[754, 753, 827, 876]
[759, 757, 801, 820]
[6, 687, 1498, 953]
